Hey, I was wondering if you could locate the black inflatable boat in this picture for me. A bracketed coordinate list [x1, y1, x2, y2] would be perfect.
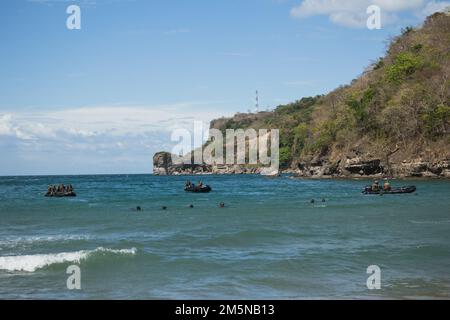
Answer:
[45, 192, 77, 198]
[185, 185, 212, 193]
[362, 186, 416, 195]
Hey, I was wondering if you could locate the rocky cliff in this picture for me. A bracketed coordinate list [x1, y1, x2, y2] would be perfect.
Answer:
[154, 12, 450, 178]
[153, 152, 264, 176]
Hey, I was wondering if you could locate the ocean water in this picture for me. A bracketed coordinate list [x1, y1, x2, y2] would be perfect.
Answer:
[0, 174, 449, 299]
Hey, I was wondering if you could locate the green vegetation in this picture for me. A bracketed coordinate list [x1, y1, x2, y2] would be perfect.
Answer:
[278, 147, 292, 168]
[424, 104, 450, 138]
[386, 52, 424, 83]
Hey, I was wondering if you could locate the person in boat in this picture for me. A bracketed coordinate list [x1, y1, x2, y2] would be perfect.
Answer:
[371, 180, 380, 192]
[383, 179, 391, 191]
[47, 186, 53, 196]
[185, 180, 192, 189]
[67, 184, 74, 193]
[198, 181, 203, 187]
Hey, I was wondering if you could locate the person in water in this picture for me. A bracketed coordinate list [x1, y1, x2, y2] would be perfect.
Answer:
[383, 179, 391, 191]
[371, 180, 380, 192]
[219, 202, 225, 208]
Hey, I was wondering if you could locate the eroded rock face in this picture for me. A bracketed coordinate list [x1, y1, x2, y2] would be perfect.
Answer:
[344, 158, 383, 175]
[395, 159, 450, 178]
[152, 151, 270, 175]
[442, 169, 450, 178]
[153, 151, 215, 175]
[293, 158, 450, 179]
[154, 151, 450, 179]
[295, 158, 384, 178]
[153, 152, 173, 175]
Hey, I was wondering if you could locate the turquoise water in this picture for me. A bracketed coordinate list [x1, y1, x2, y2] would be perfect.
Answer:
[0, 174, 449, 299]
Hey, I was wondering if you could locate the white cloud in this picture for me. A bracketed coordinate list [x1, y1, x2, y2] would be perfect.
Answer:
[0, 114, 34, 140]
[421, 0, 450, 16]
[290, 0, 447, 28]
[373, 0, 425, 12]
[0, 103, 225, 140]
[290, 0, 384, 27]
[291, 0, 366, 18]
[0, 103, 231, 174]
[329, 11, 370, 28]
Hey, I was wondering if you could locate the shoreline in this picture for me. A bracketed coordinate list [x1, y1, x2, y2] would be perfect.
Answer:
[151, 171, 450, 180]
[2, 172, 449, 180]
[153, 152, 450, 180]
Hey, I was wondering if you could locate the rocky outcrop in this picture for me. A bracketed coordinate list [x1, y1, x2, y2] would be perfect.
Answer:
[211, 165, 264, 175]
[153, 152, 269, 175]
[154, 150, 450, 178]
[293, 157, 450, 179]
[395, 159, 450, 178]
[153, 152, 213, 175]
[153, 152, 173, 175]
[344, 158, 383, 175]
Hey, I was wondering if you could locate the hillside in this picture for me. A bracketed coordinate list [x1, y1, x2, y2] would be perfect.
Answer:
[154, 12, 450, 178]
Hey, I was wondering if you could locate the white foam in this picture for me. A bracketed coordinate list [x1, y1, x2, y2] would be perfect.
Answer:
[409, 220, 450, 225]
[0, 247, 137, 272]
[0, 235, 92, 249]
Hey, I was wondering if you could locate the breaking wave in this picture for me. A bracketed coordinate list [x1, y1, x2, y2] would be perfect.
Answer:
[0, 247, 137, 272]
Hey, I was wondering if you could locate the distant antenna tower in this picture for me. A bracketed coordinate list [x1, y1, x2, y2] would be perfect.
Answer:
[255, 90, 259, 113]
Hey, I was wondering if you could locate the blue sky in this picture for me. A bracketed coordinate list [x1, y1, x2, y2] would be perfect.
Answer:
[1, 0, 449, 175]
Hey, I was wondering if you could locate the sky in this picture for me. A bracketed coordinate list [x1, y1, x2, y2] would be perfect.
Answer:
[0, 0, 449, 175]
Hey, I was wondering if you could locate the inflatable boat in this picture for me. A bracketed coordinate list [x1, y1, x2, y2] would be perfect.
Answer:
[362, 186, 416, 195]
[45, 192, 77, 198]
[184, 185, 212, 193]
